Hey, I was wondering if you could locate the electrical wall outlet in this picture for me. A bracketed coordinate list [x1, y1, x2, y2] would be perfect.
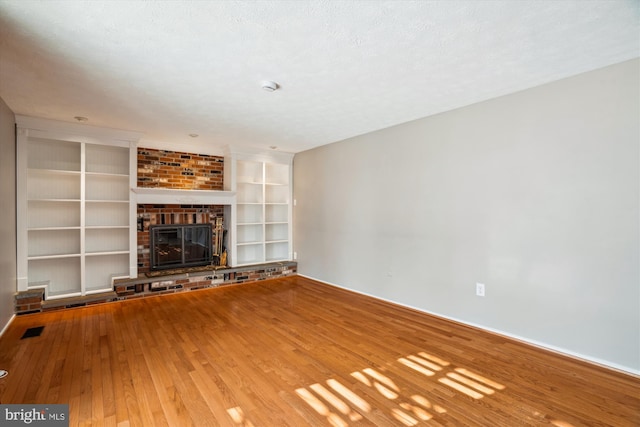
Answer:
[476, 282, 485, 297]
[293, 251, 297, 260]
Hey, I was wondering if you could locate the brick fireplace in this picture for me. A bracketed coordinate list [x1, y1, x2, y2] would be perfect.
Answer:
[137, 204, 224, 273]
[136, 148, 226, 273]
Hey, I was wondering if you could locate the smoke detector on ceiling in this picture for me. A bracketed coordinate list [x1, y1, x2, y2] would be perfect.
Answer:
[261, 81, 279, 92]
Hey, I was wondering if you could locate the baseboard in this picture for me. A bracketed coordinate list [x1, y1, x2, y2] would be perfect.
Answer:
[298, 274, 640, 378]
[0, 314, 15, 339]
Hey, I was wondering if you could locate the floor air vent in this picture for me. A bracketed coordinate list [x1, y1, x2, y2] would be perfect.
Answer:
[21, 326, 44, 339]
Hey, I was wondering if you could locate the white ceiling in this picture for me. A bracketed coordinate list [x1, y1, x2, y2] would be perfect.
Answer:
[0, 1, 638, 154]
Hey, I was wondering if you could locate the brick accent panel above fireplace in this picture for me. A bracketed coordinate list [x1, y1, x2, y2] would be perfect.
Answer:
[138, 148, 224, 190]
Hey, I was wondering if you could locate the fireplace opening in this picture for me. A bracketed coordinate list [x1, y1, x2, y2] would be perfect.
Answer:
[150, 224, 213, 270]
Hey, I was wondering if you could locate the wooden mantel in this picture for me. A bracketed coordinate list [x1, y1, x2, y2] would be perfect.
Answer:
[132, 187, 236, 205]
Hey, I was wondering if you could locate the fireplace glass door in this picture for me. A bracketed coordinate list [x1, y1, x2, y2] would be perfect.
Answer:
[151, 224, 212, 270]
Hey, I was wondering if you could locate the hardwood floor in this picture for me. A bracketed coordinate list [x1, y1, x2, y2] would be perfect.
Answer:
[0, 275, 638, 426]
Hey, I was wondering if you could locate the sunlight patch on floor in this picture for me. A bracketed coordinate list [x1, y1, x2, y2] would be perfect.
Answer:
[310, 383, 363, 421]
[353, 368, 400, 400]
[295, 387, 349, 427]
[226, 406, 255, 427]
[295, 377, 373, 426]
[407, 354, 444, 372]
[392, 407, 419, 426]
[326, 379, 371, 413]
[438, 377, 484, 399]
[454, 368, 505, 390]
[411, 395, 446, 414]
[350, 371, 371, 387]
[363, 368, 400, 392]
[400, 402, 433, 421]
[436, 366, 507, 399]
[398, 357, 435, 377]
[350, 367, 437, 422]
[295, 349, 509, 424]
[418, 352, 450, 367]
[446, 372, 495, 395]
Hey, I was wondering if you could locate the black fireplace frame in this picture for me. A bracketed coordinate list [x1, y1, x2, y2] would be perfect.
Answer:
[149, 224, 213, 270]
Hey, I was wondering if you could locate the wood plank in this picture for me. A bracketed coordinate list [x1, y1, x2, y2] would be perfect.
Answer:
[0, 276, 638, 426]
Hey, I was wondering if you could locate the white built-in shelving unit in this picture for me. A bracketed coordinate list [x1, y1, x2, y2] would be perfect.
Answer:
[225, 149, 293, 266]
[17, 117, 141, 299]
[16, 117, 293, 297]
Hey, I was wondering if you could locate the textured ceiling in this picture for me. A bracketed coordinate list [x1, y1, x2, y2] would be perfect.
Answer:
[0, 1, 638, 154]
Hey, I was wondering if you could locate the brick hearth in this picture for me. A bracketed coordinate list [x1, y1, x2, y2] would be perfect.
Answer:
[14, 262, 297, 314]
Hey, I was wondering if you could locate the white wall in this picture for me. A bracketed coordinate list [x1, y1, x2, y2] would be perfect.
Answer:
[293, 59, 639, 374]
[0, 95, 16, 334]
